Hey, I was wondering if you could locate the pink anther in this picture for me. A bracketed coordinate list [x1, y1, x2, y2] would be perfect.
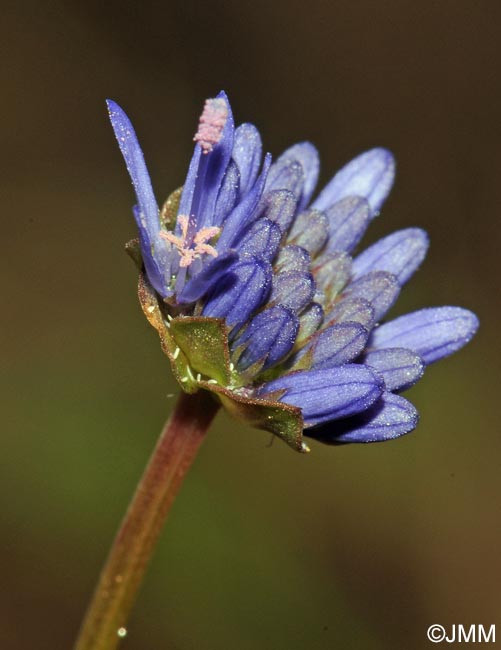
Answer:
[161, 215, 220, 268]
[193, 98, 229, 154]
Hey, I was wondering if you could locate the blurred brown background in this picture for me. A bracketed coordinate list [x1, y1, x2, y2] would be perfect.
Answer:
[1, 1, 499, 649]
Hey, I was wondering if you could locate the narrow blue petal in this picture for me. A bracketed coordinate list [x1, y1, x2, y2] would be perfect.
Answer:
[307, 392, 418, 443]
[232, 123, 262, 196]
[142, 246, 171, 297]
[216, 154, 272, 251]
[199, 90, 235, 227]
[325, 297, 375, 329]
[270, 270, 315, 312]
[308, 322, 369, 369]
[265, 159, 305, 197]
[352, 228, 429, 285]
[324, 196, 371, 253]
[312, 148, 395, 216]
[343, 271, 400, 321]
[268, 142, 320, 210]
[202, 257, 272, 330]
[297, 303, 324, 343]
[238, 218, 282, 262]
[176, 251, 238, 303]
[369, 307, 479, 365]
[275, 245, 311, 274]
[179, 91, 235, 231]
[362, 347, 425, 391]
[290, 143, 320, 209]
[213, 161, 240, 227]
[258, 364, 384, 426]
[107, 102, 173, 296]
[131, 205, 172, 297]
[288, 209, 329, 255]
[178, 143, 202, 219]
[259, 189, 298, 233]
[234, 306, 299, 371]
[107, 100, 160, 235]
[313, 252, 351, 305]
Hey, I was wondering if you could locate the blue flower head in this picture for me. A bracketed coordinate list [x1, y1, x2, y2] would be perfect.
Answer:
[107, 93, 479, 452]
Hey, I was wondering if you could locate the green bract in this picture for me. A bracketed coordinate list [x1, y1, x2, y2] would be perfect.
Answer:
[136, 270, 307, 452]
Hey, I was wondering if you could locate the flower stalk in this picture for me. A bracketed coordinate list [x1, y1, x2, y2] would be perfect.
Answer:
[73, 390, 219, 650]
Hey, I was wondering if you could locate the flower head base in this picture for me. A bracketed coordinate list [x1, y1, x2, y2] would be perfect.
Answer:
[108, 92, 479, 452]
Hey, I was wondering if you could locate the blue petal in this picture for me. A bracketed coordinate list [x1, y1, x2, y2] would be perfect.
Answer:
[259, 189, 298, 233]
[325, 297, 375, 329]
[297, 303, 324, 343]
[238, 218, 282, 262]
[179, 91, 235, 231]
[216, 154, 272, 251]
[131, 206, 172, 297]
[352, 228, 429, 285]
[213, 161, 240, 227]
[362, 348, 425, 391]
[306, 392, 418, 443]
[275, 245, 311, 274]
[177, 144, 201, 222]
[312, 148, 395, 216]
[313, 252, 351, 305]
[177, 251, 238, 303]
[268, 142, 320, 210]
[288, 209, 329, 255]
[343, 271, 400, 321]
[234, 305, 299, 371]
[202, 257, 272, 331]
[265, 158, 305, 198]
[107, 101, 172, 296]
[232, 123, 263, 196]
[258, 364, 384, 426]
[107, 100, 160, 236]
[324, 196, 371, 253]
[270, 270, 315, 312]
[369, 307, 479, 365]
[308, 322, 369, 369]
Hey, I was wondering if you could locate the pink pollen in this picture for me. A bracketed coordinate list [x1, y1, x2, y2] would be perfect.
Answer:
[160, 215, 221, 268]
[194, 98, 229, 154]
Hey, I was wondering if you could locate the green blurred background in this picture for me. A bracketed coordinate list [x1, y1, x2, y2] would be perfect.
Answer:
[2, 1, 499, 648]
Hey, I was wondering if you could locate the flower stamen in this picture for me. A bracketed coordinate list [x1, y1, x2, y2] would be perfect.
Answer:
[161, 215, 220, 268]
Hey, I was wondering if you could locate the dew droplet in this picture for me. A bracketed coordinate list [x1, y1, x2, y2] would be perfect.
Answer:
[117, 627, 127, 638]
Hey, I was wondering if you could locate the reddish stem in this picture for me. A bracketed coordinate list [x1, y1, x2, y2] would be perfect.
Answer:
[73, 390, 219, 650]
